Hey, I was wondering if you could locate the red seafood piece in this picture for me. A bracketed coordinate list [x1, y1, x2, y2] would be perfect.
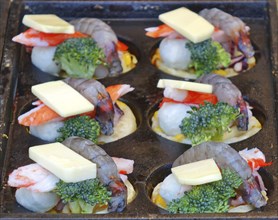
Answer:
[12, 28, 88, 47]
[159, 91, 218, 107]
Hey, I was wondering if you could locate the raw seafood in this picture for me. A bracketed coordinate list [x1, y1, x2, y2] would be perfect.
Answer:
[70, 18, 123, 76]
[18, 78, 135, 138]
[146, 8, 256, 78]
[197, 73, 249, 130]
[8, 163, 59, 193]
[173, 142, 267, 208]
[199, 8, 255, 58]
[64, 78, 115, 135]
[62, 137, 127, 212]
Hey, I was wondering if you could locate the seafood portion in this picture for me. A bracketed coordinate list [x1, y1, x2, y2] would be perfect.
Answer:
[146, 8, 256, 78]
[18, 78, 136, 143]
[197, 73, 249, 130]
[7, 137, 136, 213]
[64, 78, 115, 135]
[173, 142, 267, 208]
[8, 163, 60, 193]
[13, 15, 137, 79]
[199, 8, 255, 58]
[70, 18, 122, 76]
[62, 137, 127, 212]
[152, 78, 261, 145]
[152, 142, 270, 213]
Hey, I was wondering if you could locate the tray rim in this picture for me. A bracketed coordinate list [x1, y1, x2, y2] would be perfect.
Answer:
[0, 0, 277, 219]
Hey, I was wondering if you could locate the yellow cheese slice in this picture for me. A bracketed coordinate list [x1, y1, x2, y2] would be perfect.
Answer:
[171, 158, 222, 185]
[29, 142, 97, 183]
[31, 80, 94, 117]
[23, 14, 74, 34]
[159, 7, 214, 43]
[157, 79, 213, 93]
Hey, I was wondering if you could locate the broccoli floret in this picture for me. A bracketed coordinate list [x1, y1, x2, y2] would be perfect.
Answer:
[56, 115, 100, 143]
[55, 178, 111, 209]
[167, 168, 243, 214]
[186, 39, 231, 77]
[180, 102, 240, 146]
[54, 38, 107, 78]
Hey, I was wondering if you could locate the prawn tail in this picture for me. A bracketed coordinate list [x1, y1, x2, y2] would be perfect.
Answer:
[96, 96, 115, 135]
[236, 97, 249, 131]
[105, 42, 123, 76]
[238, 30, 255, 58]
[241, 176, 267, 208]
[107, 178, 127, 212]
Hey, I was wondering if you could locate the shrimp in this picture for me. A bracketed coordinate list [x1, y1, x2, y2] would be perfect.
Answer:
[70, 18, 123, 76]
[172, 141, 267, 208]
[63, 78, 114, 135]
[18, 79, 134, 136]
[62, 136, 127, 212]
[8, 163, 60, 193]
[12, 28, 87, 47]
[197, 73, 249, 130]
[199, 8, 254, 58]
[63, 78, 119, 136]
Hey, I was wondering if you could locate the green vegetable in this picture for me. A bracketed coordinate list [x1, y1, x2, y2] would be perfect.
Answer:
[186, 39, 231, 77]
[54, 38, 107, 78]
[56, 115, 100, 143]
[167, 168, 243, 213]
[55, 178, 111, 212]
[180, 102, 240, 146]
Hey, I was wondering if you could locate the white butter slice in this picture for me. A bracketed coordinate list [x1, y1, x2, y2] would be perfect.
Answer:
[171, 158, 222, 185]
[23, 14, 74, 34]
[157, 79, 213, 93]
[31, 80, 94, 117]
[29, 142, 97, 183]
[159, 7, 214, 43]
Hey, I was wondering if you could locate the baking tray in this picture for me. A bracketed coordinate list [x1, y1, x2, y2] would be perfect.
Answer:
[0, 0, 277, 219]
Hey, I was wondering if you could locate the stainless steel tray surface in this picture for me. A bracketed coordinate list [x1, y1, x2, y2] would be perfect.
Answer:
[0, 0, 277, 219]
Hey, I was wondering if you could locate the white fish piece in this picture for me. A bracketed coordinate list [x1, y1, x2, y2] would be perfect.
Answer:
[30, 120, 64, 142]
[159, 38, 191, 70]
[15, 188, 59, 213]
[163, 87, 188, 102]
[158, 102, 192, 136]
[159, 174, 192, 204]
[31, 46, 61, 76]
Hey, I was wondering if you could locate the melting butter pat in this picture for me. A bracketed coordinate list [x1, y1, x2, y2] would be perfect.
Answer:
[32, 80, 94, 117]
[171, 158, 222, 185]
[23, 14, 74, 34]
[29, 143, 97, 183]
[157, 79, 213, 93]
[159, 7, 214, 43]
